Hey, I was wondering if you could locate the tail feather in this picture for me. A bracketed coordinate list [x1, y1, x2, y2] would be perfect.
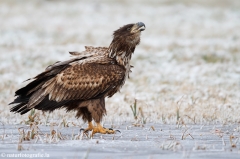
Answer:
[9, 60, 72, 115]
[34, 95, 70, 111]
[15, 76, 53, 96]
[20, 107, 31, 115]
[16, 106, 29, 115]
[10, 102, 27, 112]
[9, 95, 30, 105]
[10, 95, 70, 115]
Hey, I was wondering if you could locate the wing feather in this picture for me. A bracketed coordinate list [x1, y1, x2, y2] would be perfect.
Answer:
[45, 62, 125, 103]
[11, 47, 122, 114]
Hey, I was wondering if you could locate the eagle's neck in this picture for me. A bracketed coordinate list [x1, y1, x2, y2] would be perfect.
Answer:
[107, 40, 136, 68]
[107, 41, 135, 81]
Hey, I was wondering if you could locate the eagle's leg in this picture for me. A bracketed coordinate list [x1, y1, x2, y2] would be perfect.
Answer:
[85, 98, 116, 136]
[76, 107, 94, 134]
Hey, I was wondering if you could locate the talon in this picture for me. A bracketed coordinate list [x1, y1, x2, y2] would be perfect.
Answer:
[115, 130, 121, 134]
[80, 128, 85, 133]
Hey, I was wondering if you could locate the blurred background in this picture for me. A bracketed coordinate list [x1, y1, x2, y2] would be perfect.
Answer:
[0, 0, 240, 124]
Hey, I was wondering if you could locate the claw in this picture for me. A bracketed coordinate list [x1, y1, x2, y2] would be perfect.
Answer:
[108, 128, 121, 134]
[115, 130, 121, 134]
[80, 128, 85, 133]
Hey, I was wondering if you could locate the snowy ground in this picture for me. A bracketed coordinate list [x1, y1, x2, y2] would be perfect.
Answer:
[0, 0, 240, 158]
[0, 123, 240, 159]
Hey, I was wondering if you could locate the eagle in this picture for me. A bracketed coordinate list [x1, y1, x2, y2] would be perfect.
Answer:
[10, 22, 145, 136]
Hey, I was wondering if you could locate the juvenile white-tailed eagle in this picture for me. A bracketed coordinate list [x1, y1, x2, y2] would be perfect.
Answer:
[10, 22, 145, 136]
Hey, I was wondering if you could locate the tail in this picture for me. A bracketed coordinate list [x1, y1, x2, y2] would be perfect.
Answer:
[9, 60, 73, 115]
[9, 76, 53, 114]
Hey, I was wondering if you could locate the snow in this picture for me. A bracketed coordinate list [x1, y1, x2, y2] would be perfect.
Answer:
[0, 123, 240, 159]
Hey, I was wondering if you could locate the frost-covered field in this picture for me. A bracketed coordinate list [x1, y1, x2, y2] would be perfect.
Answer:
[0, 0, 240, 158]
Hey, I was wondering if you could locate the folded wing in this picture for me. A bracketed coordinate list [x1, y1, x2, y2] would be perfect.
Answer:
[10, 56, 125, 114]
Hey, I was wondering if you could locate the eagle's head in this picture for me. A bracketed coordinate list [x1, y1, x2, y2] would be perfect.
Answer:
[108, 22, 145, 67]
[112, 22, 145, 46]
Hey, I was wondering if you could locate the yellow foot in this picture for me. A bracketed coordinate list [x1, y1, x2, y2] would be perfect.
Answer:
[83, 122, 94, 133]
[92, 125, 115, 135]
[81, 122, 118, 137]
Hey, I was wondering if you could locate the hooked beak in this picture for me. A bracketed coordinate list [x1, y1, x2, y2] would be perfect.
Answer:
[136, 22, 145, 31]
[131, 22, 146, 33]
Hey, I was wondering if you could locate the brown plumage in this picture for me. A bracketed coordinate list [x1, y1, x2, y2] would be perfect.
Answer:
[10, 22, 145, 132]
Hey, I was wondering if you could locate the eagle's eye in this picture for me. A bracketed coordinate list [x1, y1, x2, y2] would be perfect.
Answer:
[127, 27, 131, 31]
